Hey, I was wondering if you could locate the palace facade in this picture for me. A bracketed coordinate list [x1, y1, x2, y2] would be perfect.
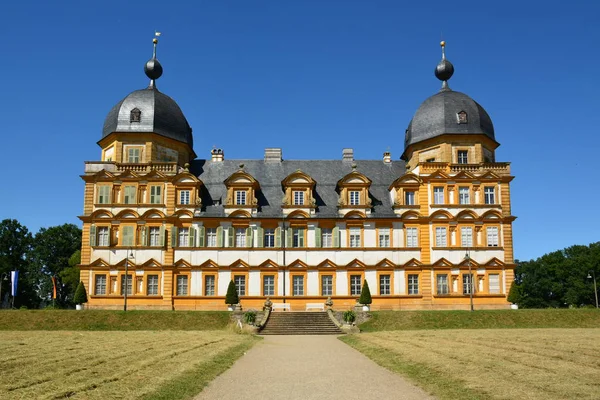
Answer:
[79, 40, 516, 310]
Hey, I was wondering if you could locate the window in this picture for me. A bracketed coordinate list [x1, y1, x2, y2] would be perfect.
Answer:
[149, 227, 161, 247]
[461, 227, 473, 247]
[404, 191, 415, 205]
[97, 186, 110, 204]
[293, 191, 305, 206]
[123, 186, 136, 204]
[433, 187, 444, 204]
[178, 228, 189, 247]
[97, 227, 109, 247]
[121, 226, 134, 246]
[292, 228, 304, 248]
[263, 275, 275, 296]
[457, 150, 468, 164]
[463, 274, 474, 295]
[127, 148, 141, 163]
[147, 275, 159, 295]
[150, 186, 162, 204]
[379, 275, 391, 295]
[179, 190, 190, 205]
[435, 227, 447, 247]
[457, 111, 468, 124]
[120, 274, 133, 295]
[292, 276, 304, 296]
[204, 275, 215, 296]
[264, 228, 275, 247]
[487, 227, 499, 247]
[458, 187, 470, 204]
[235, 228, 246, 247]
[378, 228, 390, 247]
[426, 158, 436, 162]
[349, 191, 360, 206]
[321, 228, 332, 248]
[349, 227, 361, 248]
[206, 228, 217, 247]
[321, 275, 333, 296]
[234, 275, 246, 296]
[130, 108, 141, 122]
[350, 275, 362, 296]
[437, 274, 449, 295]
[406, 227, 418, 247]
[408, 274, 419, 295]
[484, 187, 495, 204]
[489, 274, 500, 294]
[176, 275, 188, 296]
[235, 191, 246, 205]
[95, 275, 106, 295]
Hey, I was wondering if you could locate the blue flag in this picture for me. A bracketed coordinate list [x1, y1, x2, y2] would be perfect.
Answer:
[10, 270, 18, 297]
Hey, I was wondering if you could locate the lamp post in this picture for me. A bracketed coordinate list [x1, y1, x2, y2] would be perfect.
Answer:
[282, 219, 286, 306]
[587, 271, 598, 309]
[124, 248, 134, 312]
[0, 273, 8, 309]
[464, 250, 474, 312]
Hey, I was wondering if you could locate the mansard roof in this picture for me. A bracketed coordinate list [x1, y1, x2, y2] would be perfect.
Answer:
[190, 159, 405, 218]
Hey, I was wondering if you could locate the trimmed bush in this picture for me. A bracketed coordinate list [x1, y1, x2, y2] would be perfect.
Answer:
[73, 281, 88, 304]
[343, 310, 356, 324]
[244, 311, 257, 325]
[225, 280, 239, 306]
[359, 280, 372, 305]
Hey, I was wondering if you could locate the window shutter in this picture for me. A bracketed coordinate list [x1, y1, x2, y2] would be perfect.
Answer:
[216, 226, 223, 247]
[171, 227, 178, 247]
[256, 227, 264, 248]
[198, 226, 205, 247]
[298, 229, 305, 247]
[89, 225, 96, 247]
[122, 226, 132, 246]
[286, 227, 293, 248]
[228, 227, 234, 247]
[275, 227, 281, 247]
[246, 227, 253, 248]
[333, 226, 340, 247]
[141, 226, 148, 247]
[315, 227, 321, 248]
[159, 225, 165, 247]
[189, 227, 196, 247]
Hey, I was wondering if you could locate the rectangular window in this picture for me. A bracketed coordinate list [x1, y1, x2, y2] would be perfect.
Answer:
[406, 227, 418, 247]
[235, 191, 246, 205]
[206, 228, 217, 247]
[120, 274, 133, 295]
[292, 275, 304, 296]
[293, 191, 305, 206]
[204, 275, 215, 296]
[178, 228, 189, 247]
[179, 190, 191, 205]
[408, 274, 419, 295]
[349, 191, 360, 206]
[147, 275, 159, 295]
[127, 148, 141, 163]
[458, 187, 470, 204]
[234, 275, 246, 296]
[487, 227, 499, 247]
[150, 186, 162, 204]
[321, 275, 333, 296]
[463, 274, 474, 295]
[461, 227, 473, 247]
[435, 227, 447, 247]
[404, 191, 415, 205]
[264, 228, 275, 247]
[484, 187, 495, 204]
[437, 274, 449, 295]
[235, 228, 246, 247]
[457, 150, 468, 164]
[121, 226, 134, 246]
[321, 228, 332, 248]
[433, 187, 444, 204]
[350, 275, 362, 296]
[489, 274, 500, 294]
[149, 227, 160, 247]
[176, 275, 188, 296]
[123, 186, 136, 204]
[97, 227, 109, 247]
[263, 275, 275, 296]
[97, 186, 110, 204]
[379, 275, 391, 295]
[292, 228, 304, 248]
[349, 227, 361, 248]
[95, 275, 106, 295]
[378, 228, 390, 247]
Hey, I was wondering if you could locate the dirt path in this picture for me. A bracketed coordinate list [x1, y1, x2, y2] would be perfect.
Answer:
[194, 335, 435, 400]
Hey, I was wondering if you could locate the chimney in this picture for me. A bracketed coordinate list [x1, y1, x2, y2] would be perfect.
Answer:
[211, 148, 224, 162]
[342, 148, 354, 163]
[383, 151, 391, 164]
[264, 148, 282, 163]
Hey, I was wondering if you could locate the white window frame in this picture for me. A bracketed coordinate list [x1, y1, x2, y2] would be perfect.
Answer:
[264, 228, 275, 247]
[97, 186, 110, 204]
[263, 275, 275, 296]
[121, 274, 133, 295]
[178, 228, 190, 247]
[457, 150, 468, 164]
[404, 191, 415, 205]
[378, 228, 390, 248]
[437, 274, 449, 295]
[150, 186, 162, 204]
[350, 275, 362, 296]
[379, 274, 391, 295]
[435, 227, 447, 247]
[321, 228, 332, 248]
[235, 228, 246, 247]
[127, 148, 141, 163]
[176, 275, 188, 296]
[433, 187, 444, 204]
[149, 227, 160, 247]
[97, 227, 109, 247]
[293, 191, 305, 206]
[461, 227, 473, 247]
[484, 186, 495, 204]
[458, 187, 470, 205]
[463, 274, 474, 295]
[292, 275, 304, 296]
[321, 275, 333, 296]
[204, 275, 216, 296]
[487, 226, 499, 247]
[234, 275, 246, 296]
[206, 228, 217, 247]
[349, 191, 360, 206]
[95, 275, 107, 295]
[408, 274, 419, 295]
[147, 275, 159, 295]
[179, 190, 191, 205]
[406, 227, 418, 247]
[235, 190, 247, 205]
[349, 227, 361, 248]
[123, 185, 136, 204]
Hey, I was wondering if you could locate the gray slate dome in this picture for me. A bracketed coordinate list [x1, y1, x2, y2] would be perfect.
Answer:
[101, 88, 193, 149]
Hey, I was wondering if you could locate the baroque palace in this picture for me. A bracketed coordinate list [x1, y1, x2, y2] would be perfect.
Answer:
[79, 39, 516, 310]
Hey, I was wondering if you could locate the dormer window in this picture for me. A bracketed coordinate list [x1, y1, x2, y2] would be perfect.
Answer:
[235, 190, 247, 205]
[336, 169, 372, 215]
[457, 111, 468, 124]
[293, 191, 305, 205]
[224, 170, 260, 216]
[130, 108, 141, 123]
[457, 150, 468, 164]
[349, 191, 360, 205]
[281, 170, 316, 213]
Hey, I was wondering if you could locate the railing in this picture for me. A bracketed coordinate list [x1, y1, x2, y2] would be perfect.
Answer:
[84, 162, 179, 174]
[419, 162, 510, 175]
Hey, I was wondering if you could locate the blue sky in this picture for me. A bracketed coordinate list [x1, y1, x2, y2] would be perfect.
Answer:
[2, 1, 599, 261]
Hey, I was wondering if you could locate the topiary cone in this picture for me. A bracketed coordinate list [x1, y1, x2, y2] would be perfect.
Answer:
[225, 280, 239, 306]
[73, 281, 88, 305]
[359, 280, 372, 305]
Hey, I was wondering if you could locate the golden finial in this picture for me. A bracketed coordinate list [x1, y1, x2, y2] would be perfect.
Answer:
[440, 40, 446, 47]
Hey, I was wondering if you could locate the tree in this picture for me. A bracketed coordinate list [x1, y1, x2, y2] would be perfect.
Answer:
[359, 280, 372, 305]
[60, 250, 81, 299]
[0, 219, 36, 308]
[225, 280, 239, 306]
[73, 281, 87, 305]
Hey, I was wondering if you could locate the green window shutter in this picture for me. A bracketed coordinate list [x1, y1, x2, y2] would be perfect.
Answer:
[217, 226, 223, 247]
[198, 226, 205, 247]
[159, 225, 165, 247]
[141, 226, 148, 246]
[228, 227, 234, 247]
[246, 227, 253, 248]
[299, 229, 305, 247]
[171, 227, 178, 247]
[315, 227, 321, 248]
[189, 227, 196, 247]
[89, 225, 96, 246]
[286, 227, 293, 248]
[256, 227, 264, 248]
[333, 226, 340, 247]
[122, 226, 133, 246]
[275, 227, 281, 247]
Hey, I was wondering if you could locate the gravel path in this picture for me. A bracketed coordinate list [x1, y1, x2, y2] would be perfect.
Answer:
[194, 335, 435, 400]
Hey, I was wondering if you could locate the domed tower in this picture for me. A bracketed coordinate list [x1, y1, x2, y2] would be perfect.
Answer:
[402, 41, 499, 168]
[98, 36, 196, 167]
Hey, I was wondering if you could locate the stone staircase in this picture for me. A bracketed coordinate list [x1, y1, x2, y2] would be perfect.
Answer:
[260, 311, 343, 335]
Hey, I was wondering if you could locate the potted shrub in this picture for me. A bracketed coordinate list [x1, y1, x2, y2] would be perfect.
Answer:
[73, 281, 88, 310]
[244, 311, 257, 325]
[343, 310, 356, 325]
[225, 280, 239, 311]
[359, 280, 372, 311]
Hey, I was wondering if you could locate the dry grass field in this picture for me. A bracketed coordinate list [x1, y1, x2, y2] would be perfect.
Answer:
[0, 331, 259, 400]
[342, 329, 600, 400]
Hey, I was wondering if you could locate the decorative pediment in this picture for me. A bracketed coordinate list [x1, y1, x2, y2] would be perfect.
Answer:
[456, 210, 478, 220]
[90, 210, 114, 219]
[401, 211, 420, 220]
[431, 258, 454, 267]
[115, 209, 140, 219]
[337, 170, 372, 187]
[402, 258, 423, 267]
[89, 258, 110, 267]
[200, 260, 219, 269]
[172, 171, 202, 185]
[481, 210, 502, 220]
[114, 258, 137, 268]
[281, 170, 316, 208]
[388, 173, 422, 190]
[174, 259, 192, 268]
[287, 259, 309, 269]
[142, 258, 162, 268]
[376, 258, 395, 268]
[282, 170, 316, 187]
[344, 210, 366, 218]
[452, 171, 475, 180]
[229, 259, 250, 269]
[173, 209, 194, 219]
[477, 171, 501, 180]
[258, 259, 279, 269]
[142, 170, 167, 180]
[317, 259, 337, 269]
[427, 170, 450, 180]
[117, 170, 141, 180]
[141, 209, 166, 219]
[484, 258, 505, 267]
[345, 258, 367, 269]
[430, 210, 453, 220]
[224, 170, 260, 188]
[458, 257, 480, 267]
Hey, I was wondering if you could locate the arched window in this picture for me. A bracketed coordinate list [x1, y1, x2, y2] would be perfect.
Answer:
[457, 111, 468, 124]
[130, 108, 141, 123]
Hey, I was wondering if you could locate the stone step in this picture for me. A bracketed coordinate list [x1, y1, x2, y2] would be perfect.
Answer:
[260, 311, 342, 335]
